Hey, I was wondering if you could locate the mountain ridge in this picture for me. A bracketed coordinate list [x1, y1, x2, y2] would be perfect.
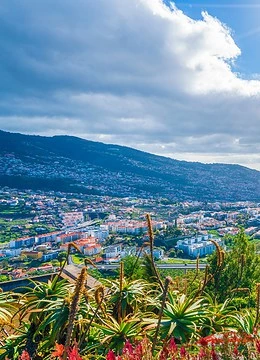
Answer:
[0, 130, 259, 201]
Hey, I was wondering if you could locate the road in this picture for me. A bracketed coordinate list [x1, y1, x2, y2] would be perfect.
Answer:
[96, 263, 207, 270]
[63, 219, 100, 231]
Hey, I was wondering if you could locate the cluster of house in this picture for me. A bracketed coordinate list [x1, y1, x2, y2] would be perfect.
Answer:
[176, 205, 260, 237]
[1, 226, 109, 261]
[61, 211, 85, 228]
[0, 215, 227, 279]
[1, 263, 56, 280]
[104, 219, 165, 234]
[0, 217, 168, 268]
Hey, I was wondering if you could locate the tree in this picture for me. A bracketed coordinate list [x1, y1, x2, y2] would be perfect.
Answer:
[207, 228, 260, 303]
[168, 249, 176, 258]
[120, 255, 143, 280]
[57, 251, 67, 267]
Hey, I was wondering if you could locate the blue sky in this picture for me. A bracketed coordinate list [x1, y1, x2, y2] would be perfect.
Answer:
[172, 0, 260, 77]
[0, 0, 260, 170]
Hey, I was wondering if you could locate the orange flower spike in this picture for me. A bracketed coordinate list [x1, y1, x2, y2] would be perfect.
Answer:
[52, 343, 65, 359]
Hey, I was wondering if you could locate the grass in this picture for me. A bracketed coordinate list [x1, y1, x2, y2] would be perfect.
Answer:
[71, 253, 85, 265]
[160, 258, 195, 264]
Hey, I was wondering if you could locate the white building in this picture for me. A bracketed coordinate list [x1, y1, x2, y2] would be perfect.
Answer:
[4, 248, 21, 257]
[176, 235, 223, 258]
[85, 227, 109, 241]
[143, 247, 164, 260]
[106, 220, 165, 235]
[104, 244, 122, 259]
[61, 212, 84, 227]
[83, 244, 102, 256]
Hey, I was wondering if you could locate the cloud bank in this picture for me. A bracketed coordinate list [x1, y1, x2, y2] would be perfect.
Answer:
[0, 0, 260, 169]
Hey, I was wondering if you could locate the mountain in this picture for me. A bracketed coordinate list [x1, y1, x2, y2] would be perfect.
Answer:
[0, 130, 259, 201]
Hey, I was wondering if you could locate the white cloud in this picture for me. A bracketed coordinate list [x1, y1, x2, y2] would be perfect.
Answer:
[0, 0, 260, 169]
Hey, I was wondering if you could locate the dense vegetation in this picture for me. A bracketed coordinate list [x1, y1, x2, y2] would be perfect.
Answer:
[0, 201, 58, 243]
[0, 218, 260, 359]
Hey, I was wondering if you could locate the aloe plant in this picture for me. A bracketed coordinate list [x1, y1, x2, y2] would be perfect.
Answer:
[93, 314, 144, 352]
[103, 277, 154, 321]
[160, 292, 209, 342]
[232, 309, 259, 335]
[0, 290, 20, 325]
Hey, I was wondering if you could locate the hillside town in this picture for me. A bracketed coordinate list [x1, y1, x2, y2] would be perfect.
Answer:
[0, 187, 260, 281]
[1, 131, 260, 203]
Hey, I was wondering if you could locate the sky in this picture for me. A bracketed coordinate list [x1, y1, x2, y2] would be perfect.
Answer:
[0, 0, 260, 170]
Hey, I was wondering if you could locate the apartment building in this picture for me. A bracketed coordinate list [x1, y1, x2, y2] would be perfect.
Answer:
[177, 235, 224, 258]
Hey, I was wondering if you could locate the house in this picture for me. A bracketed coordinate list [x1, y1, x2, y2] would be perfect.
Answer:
[21, 250, 43, 260]
[103, 244, 139, 262]
[35, 231, 62, 245]
[83, 244, 102, 256]
[41, 251, 60, 262]
[143, 247, 164, 260]
[61, 211, 84, 227]
[37, 264, 54, 272]
[4, 248, 21, 257]
[56, 232, 82, 244]
[104, 244, 122, 260]
[9, 236, 35, 249]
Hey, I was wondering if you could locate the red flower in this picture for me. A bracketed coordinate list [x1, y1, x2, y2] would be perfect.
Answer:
[200, 335, 216, 345]
[168, 338, 178, 353]
[19, 351, 30, 360]
[198, 348, 207, 359]
[256, 339, 260, 353]
[123, 340, 134, 355]
[52, 343, 64, 360]
[135, 342, 143, 357]
[159, 351, 168, 360]
[106, 350, 117, 360]
[68, 345, 83, 360]
[198, 337, 209, 347]
[210, 347, 219, 360]
[180, 346, 187, 357]
[233, 346, 239, 357]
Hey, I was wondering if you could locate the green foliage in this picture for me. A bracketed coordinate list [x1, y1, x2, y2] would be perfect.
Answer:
[120, 255, 144, 280]
[232, 309, 257, 334]
[207, 228, 260, 303]
[0, 229, 260, 359]
[159, 292, 209, 342]
[202, 296, 237, 335]
[0, 274, 9, 282]
[154, 226, 182, 250]
[168, 249, 176, 258]
[93, 315, 143, 352]
[0, 291, 20, 324]
[103, 277, 153, 321]
[164, 226, 182, 238]
[142, 254, 159, 284]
